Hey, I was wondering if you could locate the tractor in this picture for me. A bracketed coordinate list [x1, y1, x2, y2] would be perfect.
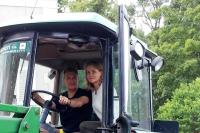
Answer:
[0, 4, 178, 133]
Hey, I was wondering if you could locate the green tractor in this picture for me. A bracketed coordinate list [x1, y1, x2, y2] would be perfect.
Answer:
[0, 4, 178, 133]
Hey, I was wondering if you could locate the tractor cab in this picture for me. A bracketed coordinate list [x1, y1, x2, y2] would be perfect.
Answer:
[0, 4, 178, 133]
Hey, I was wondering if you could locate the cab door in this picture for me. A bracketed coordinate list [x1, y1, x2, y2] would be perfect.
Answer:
[116, 4, 133, 133]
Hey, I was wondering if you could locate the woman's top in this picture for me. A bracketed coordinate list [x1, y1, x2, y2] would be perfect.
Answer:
[92, 84, 102, 121]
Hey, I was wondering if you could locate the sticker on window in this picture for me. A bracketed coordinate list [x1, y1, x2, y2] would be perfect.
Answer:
[0, 41, 31, 54]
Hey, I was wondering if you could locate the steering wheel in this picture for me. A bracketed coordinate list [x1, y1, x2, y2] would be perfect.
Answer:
[31, 90, 58, 109]
[31, 90, 64, 133]
[31, 90, 68, 112]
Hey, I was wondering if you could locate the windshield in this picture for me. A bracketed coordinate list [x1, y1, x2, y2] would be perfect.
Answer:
[0, 40, 31, 105]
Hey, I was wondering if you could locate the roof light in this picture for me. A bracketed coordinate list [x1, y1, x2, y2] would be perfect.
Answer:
[151, 56, 164, 71]
[130, 41, 145, 60]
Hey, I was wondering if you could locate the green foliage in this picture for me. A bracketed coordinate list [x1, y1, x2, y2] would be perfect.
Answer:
[147, 0, 200, 121]
[149, 8, 162, 20]
[153, 72, 179, 112]
[157, 78, 200, 133]
[175, 59, 200, 81]
[146, 1, 200, 132]
[132, 1, 200, 131]
[126, 5, 136, 16]
[58, 0, 69, 13]
[69, 0, 110, 14]
[184, 39, 200, 57]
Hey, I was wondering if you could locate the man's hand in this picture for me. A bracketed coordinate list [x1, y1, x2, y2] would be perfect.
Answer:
[59, 96, 71, 105]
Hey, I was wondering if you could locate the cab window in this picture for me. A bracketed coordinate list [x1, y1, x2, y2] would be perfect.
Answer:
[127, 58, 151, 129]
[0, 40, 31, 106]
[31, 64, 54, 123]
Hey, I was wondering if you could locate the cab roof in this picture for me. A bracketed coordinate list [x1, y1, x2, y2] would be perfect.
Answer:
[0, 12, 118, 41]
[0, 13, 118, 70]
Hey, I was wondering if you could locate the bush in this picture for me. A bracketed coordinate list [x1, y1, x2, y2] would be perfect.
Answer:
[157, 78, 200, 133]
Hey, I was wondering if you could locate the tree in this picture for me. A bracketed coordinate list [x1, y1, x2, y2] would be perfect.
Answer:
[137, 0, 167, 30]
[147, 0, 200, 115]
[157, 78, 200, 133]
[58, 0, 68, 13]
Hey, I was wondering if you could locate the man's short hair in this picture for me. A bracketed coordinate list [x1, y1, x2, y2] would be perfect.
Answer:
[63, 67, 78, 75]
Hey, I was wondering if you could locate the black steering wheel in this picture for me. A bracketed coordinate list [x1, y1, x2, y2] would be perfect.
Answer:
[31, 90, 68, 113]
[31, 90, 59, 110]
[31, 90, 63, 133]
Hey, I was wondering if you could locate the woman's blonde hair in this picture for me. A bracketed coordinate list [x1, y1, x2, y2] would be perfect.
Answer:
[85, 61, 103, 90]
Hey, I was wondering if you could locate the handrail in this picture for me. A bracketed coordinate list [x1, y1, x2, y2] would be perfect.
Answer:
[0, 103, 29, 114]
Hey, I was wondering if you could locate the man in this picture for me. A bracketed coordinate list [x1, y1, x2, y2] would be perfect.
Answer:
[32, 68, 92, 133]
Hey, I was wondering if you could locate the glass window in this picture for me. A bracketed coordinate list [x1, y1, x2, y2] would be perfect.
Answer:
[0, 41, 31, 106]
[126, 58, 151, 130]
[113, 44, 120, 121]
[31, 64, 54, 105]
[113, 69, 120, 121]
[31, 64, 55, 123]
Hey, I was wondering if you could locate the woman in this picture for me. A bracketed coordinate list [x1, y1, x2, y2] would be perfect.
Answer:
[80, 61, 103, 133]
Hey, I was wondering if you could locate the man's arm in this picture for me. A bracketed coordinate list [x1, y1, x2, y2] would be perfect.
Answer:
[59, 95, 89, 108]
[70, 96, 89, 107]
